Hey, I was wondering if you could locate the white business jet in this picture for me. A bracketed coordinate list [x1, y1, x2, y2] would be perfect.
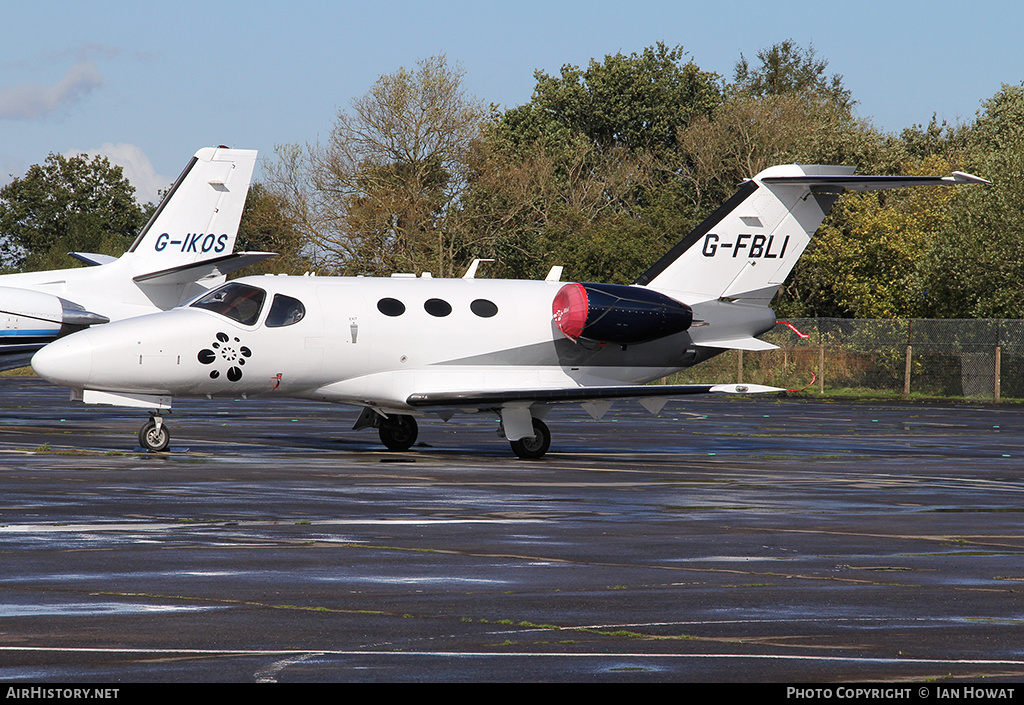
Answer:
[31, 164, 986, 457]
[0, 146, 267, 370]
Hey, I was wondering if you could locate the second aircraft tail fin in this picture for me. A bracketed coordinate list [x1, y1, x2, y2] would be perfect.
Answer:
[121, 146, 259, 278]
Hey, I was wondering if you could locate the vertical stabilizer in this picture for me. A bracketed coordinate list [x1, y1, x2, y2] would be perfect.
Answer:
[635, 165, 852, 306]
[634, 164, 987, 307]
[123, 146, 258, 275]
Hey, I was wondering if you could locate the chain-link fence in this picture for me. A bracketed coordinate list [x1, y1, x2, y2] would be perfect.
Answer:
[666, 318, 1024, 401]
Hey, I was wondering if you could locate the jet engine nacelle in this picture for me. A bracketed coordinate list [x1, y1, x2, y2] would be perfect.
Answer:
[552, 282, 692, 345]
[0, 286, 109, 340]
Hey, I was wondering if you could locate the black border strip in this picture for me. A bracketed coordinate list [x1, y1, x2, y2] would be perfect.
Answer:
[132, 252, 241, 283]
[760, 175, 951, 186]
[407, 384, 720, 407]
[633, 179, 759, 286]
[127, 156, 200, 253]
[0, 339, 52, 348]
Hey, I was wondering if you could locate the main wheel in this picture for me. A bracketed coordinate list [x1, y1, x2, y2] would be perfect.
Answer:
[139, 418, 170, 452]
[509, 417, 550, 459]
[378, 414, 418, 451]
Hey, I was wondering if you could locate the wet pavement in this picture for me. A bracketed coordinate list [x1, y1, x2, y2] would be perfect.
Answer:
[1, 376, 1024, 683]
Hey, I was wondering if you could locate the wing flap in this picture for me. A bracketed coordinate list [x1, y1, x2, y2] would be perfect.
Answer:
[406, 383, 783, 408]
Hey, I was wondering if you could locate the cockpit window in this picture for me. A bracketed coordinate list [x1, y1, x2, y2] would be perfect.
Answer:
[266, 294, 306, 327]
[190, 282, 266, 326]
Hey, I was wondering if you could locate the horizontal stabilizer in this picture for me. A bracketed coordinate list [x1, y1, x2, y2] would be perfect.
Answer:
[133, 252, 276, 285]
[69, 252, 118, 266]
[691, 336, 779, 351]
[760, 171, 990, 190]
[406, 382, 783, 408]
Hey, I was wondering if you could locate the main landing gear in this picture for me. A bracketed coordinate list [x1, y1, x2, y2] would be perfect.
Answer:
[355, 407, 551, 457]
[378, 414, 418, 451]
[138, 414, 170, 452]
[509, 417, 551, 460]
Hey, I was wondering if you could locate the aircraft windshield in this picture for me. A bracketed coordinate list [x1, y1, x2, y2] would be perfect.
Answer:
[190, 282, 266, 326]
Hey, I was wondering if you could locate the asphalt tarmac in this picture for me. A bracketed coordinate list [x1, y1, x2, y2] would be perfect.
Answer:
[1, 376, 1024, 684]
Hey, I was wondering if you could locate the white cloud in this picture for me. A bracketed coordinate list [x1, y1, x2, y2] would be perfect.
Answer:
[65, 143, 171, 205]
[0, 61, 103, 120]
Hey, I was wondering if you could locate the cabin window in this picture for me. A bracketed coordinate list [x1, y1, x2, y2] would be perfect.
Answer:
[377, 298, 406, 316]
[265, 294, 306, 327]
[424, 298, 452, 317]
[470, 299, 498, 318]
[190, 282, 266, 326]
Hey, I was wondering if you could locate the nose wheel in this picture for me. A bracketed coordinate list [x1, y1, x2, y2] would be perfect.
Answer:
[139, 416, 170, 452]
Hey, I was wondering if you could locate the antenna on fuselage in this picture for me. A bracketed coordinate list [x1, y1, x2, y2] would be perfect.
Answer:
[462, 259, 495, 279]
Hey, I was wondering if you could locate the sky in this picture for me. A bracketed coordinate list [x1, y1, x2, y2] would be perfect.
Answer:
[2, 0, 1020, 204]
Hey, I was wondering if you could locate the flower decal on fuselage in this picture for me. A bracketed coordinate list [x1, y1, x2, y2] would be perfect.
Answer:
[197, 332, 252, 382]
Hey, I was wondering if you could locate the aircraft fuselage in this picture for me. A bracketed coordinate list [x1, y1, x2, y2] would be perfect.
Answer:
[34, 274, 736, 413]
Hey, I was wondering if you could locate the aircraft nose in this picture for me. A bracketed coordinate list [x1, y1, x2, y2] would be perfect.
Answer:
[32, 331, 94, 388]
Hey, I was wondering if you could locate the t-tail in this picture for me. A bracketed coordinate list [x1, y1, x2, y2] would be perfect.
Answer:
[632, 164, 988, 351]
[115, 146, 269, 293]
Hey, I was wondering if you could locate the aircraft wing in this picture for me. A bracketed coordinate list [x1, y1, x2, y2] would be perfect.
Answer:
[132, 251, 277, 285]
[0, 346, 43, 372]
[406, 382, 783, 408]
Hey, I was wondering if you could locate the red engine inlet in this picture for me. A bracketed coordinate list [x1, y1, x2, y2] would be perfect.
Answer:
[552, 282, 692, 345]
[551, 283, 590, 341]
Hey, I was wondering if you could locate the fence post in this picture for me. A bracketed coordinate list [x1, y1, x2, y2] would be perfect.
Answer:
[903, 346, 912, 398]
[995, 346, 1001, 402]
[818, 344, 825, 394]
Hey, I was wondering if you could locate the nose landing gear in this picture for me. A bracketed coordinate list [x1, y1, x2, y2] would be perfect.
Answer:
[139, 414, 170, 452]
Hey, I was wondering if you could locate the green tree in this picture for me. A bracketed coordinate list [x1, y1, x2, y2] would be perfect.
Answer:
[899, 115, 971, 162]
[680, 39, 912, 317]
[457, 131, 664, 282]
[265, 55, 487, 277]
[676, 90, 898, 214]
[0, 153, 147, 272]
[786, 156, 964, 318]
[733, 39, 852, 109]
[913, 83, 1024, 317]
[234, 182, 312, 276]
[497, 42, 721, 156]
[457, 44, 720, 283]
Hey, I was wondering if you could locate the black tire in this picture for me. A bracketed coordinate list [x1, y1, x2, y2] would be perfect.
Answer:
[139, 418, 170, 452]
[509, 417, 550, 459]
[378, 414, 418, 451]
